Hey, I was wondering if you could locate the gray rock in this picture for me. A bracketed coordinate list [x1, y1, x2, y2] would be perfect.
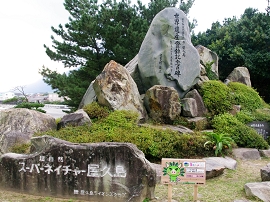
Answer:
[187, 117, 209, 131]
[196, 45, 219, 79]
[203, 157, 225, 179]
[181, 98, 198, 117]
[137, 7, 200, 98]
[0, 108, 56, 154]
[0, 131, 30, 154]
[245, 182, 270, 202]
[232, 148, 261, 160]
[204, 156, 237, 170]
[261, 163, 270, 181]
[93, 60, 147, 121]
[57, 109, 92, 130]
[144, 85, 181, 124]
[260, 149, 270, 158]
[139, 123, 194, 134]
[0, 136, 156, 202]
[185, 89, 208, 117]
[227, 67, 252, 87]
[78, 80, 97, 109]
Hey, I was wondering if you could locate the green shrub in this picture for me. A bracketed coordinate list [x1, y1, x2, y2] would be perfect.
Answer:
[83, 102, 111, 121]
[212, 113, 269, 149]
[252, 109, 270, 122]
[36, 110, 213, 160]
[235, 110, 255, 124]
[228, 82, 264, 111]
[14, 102, 46, 113]
[10, 143, 31, 154]
[199, 80, 233, 116]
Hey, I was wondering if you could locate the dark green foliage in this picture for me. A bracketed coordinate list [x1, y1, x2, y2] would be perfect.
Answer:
[14, 102, 46, 113]
[36, 110, 213, 160]
[192, 8, 270, 102]
[83, 102, 111, 121]
[2, 97, 25, 104]
[41, 0, 196, 108]
[212, 113, 269, 149]
[204, 61, 218, 80]
[228, 82, 264, 111]
[199, 80, 233, 116]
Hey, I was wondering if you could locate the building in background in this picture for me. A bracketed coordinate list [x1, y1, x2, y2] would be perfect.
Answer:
[0, 92, 15, 101]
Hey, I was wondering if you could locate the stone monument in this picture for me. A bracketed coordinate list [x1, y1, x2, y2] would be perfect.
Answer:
[0, 136, 156, 202]
[138, 7, 200, 98]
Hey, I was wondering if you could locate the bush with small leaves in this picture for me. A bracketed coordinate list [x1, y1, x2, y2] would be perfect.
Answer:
[199, 80, 234, 116]
[35, 110, 213, 161]
[228, 82, 264, 111]
[212, 113, 269, 149]
[83, 102, 111, 121]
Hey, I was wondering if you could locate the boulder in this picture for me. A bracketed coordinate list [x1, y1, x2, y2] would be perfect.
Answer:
[0, 131, 30, 154]
[187, 117, 209, 130]
[226, 67, 252, 87]
[203, 157, 237, 179]
[232, 148, 261, 160]
[93, 60, 147, 121]
[0, 136, 156, 202]
[261, 163, 270, 181]
[196, 45, 219, 79]
[260, 149, 270, 158]
[57, 109, 92, 130]
[137, 7, 200, 98]
[245, 182, 270, 202]
[204, 158, 225, 179]
[181, 98, 198, 117]
[78, 80, 97, 109]
[204, 157, 237, 170]
[144, 85, 181, 123]
[0, 108, 56, 154]
[184, 89, 208, 116]
[139, 123, 194, 134]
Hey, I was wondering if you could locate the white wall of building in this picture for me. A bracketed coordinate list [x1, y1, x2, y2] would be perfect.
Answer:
[0, 92, 15, 101]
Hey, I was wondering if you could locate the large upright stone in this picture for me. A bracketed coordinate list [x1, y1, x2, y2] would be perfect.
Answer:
[93, 60, 147, 121]
[138, 7, 200, 98]
[0, 136, 156, 202]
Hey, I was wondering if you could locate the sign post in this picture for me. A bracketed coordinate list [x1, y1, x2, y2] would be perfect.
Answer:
[161, 158, 206, 201]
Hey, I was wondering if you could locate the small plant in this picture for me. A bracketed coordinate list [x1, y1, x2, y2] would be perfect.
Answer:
[204, 132, 235, 156]
[204, 61, 218, 80]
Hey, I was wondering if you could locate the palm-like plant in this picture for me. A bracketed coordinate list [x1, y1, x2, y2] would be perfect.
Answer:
[204, 132, 235, 156]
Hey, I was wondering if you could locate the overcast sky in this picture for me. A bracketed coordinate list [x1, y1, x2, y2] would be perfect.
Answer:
[0, 0, 267, 93]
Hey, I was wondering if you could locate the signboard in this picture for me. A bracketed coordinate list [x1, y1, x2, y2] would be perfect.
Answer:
[161, 158, 206, 185]
[247, 121, 270, 140]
